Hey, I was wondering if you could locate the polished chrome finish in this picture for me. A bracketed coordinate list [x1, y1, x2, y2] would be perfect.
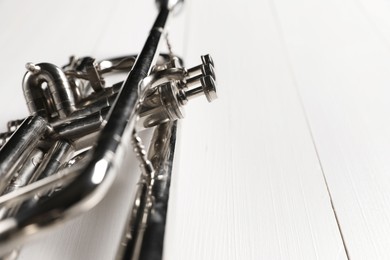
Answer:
[202, 54, 214, 67]
[23, 63, 76, 120]
[0, 116, 49, 194]
[138, 81, 183, 128]
[116, 121, 177, 260]
[6, 120, 23, 133]
[34, 140, 73, 181]
[0, 1, 217, 259]
[83, 58, 105, 92]
[3, 149, 44, 196]
[0, 120, 24, 149]
[183, 74, 217, 102]
[187, 54, 215, 78]
[137, 55, 217, 128]
[155, 0, 184, 12]
[200, 75, 218, 102]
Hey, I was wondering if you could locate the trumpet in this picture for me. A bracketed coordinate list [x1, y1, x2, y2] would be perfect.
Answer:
[0, 0, 217, 259]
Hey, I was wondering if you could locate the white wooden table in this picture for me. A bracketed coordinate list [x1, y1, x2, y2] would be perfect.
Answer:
[0, 0, 390, 259]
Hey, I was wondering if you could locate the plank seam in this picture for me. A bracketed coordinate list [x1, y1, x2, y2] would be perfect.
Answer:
[267, 0, 351, 258]
[353, 0, 390, 52]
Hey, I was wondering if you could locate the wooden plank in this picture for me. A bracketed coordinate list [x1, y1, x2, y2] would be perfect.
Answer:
[163, 0, 347, 259]
[272, 0, 390, 258]
[0, 0, 185, 259]
[0, 0, 357, 259]
[354, 0, 390, 48]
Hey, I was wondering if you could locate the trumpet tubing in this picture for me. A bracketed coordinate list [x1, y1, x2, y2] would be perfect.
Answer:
[0, 0, 217, 259]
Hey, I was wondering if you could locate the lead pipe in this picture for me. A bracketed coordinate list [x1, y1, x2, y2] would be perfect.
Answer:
[0, 116, 48, 194]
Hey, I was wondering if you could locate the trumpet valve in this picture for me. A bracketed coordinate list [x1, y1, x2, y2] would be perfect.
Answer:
[137, 55, 217, 128]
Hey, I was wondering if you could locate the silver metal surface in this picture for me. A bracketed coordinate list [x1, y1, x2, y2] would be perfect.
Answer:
[155, 0, 184, 12]
[0, 1, 217, 259]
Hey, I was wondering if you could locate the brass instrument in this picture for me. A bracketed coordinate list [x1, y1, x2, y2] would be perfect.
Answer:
[0, 0, 217, 259]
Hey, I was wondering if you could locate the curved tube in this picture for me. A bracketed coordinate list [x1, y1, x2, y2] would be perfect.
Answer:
[23, 63, 76, 120]
[0, 116, 48, 194]
[0, 6, 173, 255]
[116, 121, 178, 260]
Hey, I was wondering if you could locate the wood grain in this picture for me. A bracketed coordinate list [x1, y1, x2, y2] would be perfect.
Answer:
[164, 0, 347, 259]
[4, 0, 389, 259]
[272, 0, 390, 258]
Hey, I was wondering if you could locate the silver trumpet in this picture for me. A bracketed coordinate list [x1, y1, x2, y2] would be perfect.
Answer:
[0, 0, 217, 259]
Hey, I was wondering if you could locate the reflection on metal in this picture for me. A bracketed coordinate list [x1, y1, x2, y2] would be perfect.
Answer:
[0, 0, 217, 259]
